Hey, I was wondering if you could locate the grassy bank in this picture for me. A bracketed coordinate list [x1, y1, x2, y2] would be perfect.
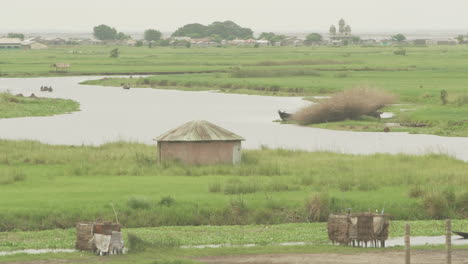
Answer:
[0, 140, 467, 231]
[0, 93, 79, 119]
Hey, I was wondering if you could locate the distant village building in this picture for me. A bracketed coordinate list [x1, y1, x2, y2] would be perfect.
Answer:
[22, 40, 48, 50]
[0, 38, 22, 49]
[255, 39, 270, 47]
[172, 37, 192, 41]
[155, 120, 244, 165]
[436, 40, 457, 45]
[413, 39, 428, 46]
[44, 38, 67, 45]
[125, 39, 137, 46]
[190, 38, 217, 47]
[329, 19, 354, 45]
[228, 38, 257, 46]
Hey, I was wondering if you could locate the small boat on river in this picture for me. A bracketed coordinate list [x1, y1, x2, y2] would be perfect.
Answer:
[453, 231, 468, 239]
[278, 110, 292, 121]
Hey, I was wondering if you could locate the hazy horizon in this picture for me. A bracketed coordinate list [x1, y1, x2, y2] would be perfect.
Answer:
[2, 0, 468, 34]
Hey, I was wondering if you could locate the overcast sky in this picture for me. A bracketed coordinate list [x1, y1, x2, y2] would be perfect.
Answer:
[2, 0, 468, 33]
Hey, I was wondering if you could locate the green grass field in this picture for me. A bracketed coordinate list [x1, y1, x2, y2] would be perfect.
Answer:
[0, 92, 79, 119]
[1, 45, 468, 263]
[1, 140, 467, 232]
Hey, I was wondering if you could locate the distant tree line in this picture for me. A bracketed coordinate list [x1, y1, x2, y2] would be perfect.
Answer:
[7, 33, 25, 40]
[93, 25, 131, 41]
[172, 21, 253, 40]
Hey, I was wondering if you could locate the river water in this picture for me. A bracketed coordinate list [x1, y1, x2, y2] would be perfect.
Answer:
[1, 76, 468, 161]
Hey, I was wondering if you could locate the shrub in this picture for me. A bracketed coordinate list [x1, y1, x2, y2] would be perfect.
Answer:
[110, 48, 119, 58]
[442, 187, 456, 204]
[159, 196, 175, 206]
[208, 182, 222, 193]
[127, 197, 151, 210]
[305, 193, 330, 222]
[454, 94, 468, 106]
[440, 90, 448, 105]
[408, 185, 425, 198]
[394, 49, 406, 56]
[422, 192, 450, 219]
[455, 191, 468, 216]
[292, 87, 395, 125]
[127, 233, 150, 253]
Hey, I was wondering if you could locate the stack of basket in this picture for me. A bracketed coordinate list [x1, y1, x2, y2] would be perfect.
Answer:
[75, 222, 122, 251]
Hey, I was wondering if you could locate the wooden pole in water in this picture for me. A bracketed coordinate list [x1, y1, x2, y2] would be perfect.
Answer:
[405, 223, 411, 264]
[446, 219, 452, 264]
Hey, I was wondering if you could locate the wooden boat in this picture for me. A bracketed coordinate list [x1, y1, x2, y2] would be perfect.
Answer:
[278, 110, 292, 121]
[453, 231, 468, 239]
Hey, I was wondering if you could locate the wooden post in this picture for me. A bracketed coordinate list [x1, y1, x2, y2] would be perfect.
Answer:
[405, 223, 411, 264]
[446, 219, 452, 264]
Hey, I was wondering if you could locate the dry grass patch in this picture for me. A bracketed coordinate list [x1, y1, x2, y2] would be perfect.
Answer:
[292, 87, 395, 125]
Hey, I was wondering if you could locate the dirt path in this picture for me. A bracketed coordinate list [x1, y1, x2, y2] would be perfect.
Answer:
[196, 250, 468, 264]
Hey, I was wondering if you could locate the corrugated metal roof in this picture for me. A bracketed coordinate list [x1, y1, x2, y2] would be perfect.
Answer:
[156, 120, 244, 142]
[0, 38, 22, 44]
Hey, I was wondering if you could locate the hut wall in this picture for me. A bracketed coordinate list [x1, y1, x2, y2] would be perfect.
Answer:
[158, 141, 241, 165]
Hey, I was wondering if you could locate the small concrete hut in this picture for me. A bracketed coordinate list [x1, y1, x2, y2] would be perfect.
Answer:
[155, 120, 244, 165]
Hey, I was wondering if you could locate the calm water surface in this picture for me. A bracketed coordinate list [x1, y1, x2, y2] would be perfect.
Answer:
[1, 76, 468, 161]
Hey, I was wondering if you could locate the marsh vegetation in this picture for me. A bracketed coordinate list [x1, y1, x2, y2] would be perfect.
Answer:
[1, 140, 468, 231]
[0, 92, 79, 119]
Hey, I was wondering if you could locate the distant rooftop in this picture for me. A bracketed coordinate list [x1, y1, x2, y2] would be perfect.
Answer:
[0, 38, 22, 44]
[156, 120, 244, 142]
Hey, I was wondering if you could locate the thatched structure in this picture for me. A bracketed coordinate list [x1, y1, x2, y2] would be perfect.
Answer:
[327, 213, 390, 247]
[76, 222, 123, 254]
[357, 213, 374, 245]
[327, 214, 351, 245]
[155, 120, 244, 165]
[51, 63, 70, 72]
[76, 222, 95, 251]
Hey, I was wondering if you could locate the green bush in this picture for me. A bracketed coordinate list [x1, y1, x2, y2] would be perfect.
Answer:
[455, 191, 468, 216]
[127, 233, 149, 253]
[408, 185, 425, 198]
[440, 90, 448, 105]
[127, 197, 151, 210]
[394, 49, 406, 56]
[159, 196, 175, 207]
[422, 192, 450, 219]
